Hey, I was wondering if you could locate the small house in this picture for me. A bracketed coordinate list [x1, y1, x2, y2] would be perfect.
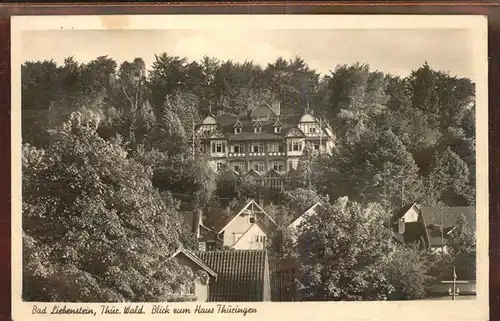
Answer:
[203, 199, 278, 250]
[392, 203, 476, 252]
[173, 249, 271, 302]
[196, 250, 272, 302]
[171, 248, 218, 302]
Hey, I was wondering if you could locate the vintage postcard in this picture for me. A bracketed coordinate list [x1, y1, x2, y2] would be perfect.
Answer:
[11, 14, 488, 321]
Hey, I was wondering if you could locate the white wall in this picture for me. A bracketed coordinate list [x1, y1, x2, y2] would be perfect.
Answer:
[402, 206, 420, 223]
[232, 221, 269, 250]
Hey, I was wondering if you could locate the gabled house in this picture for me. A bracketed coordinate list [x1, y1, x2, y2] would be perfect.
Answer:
[288, 202, 324, 230]
[203, 199, 278, 250]
[421, 206, 476, 253]
[194, 101, 335, 186]
[286, 202, 324, 242]
[392, 203, 476, 252]
[196, 250, 272, 302]
[391, 203, 430, 250]
[171, 248, 218, 301]
[173, 249, 271, 302]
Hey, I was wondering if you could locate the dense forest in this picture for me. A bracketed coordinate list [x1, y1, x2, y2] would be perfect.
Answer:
[21, 54, 476, 301]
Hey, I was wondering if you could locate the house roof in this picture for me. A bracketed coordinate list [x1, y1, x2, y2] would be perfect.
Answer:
[250, 105, 275, 118]
[392, 202, 419, 221]
[394, 204, 476, 249]
[171, 248, 218, 278]
[421, 207, 475, 248]
[288, 202, 323, 228]
[421, 207, 476, 229]
[218, 199, 277, 234]
[197, 113, 330, 141]
[392, 203, 430, 249]
[195, 250, 268, 302]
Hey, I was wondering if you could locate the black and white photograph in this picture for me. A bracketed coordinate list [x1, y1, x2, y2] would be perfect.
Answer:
[11, 15, 488, 321]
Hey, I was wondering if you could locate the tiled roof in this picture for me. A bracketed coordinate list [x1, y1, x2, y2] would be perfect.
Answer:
[195, 250, 268, 302]
[210, 114, 323, 140]
[422, 207, 476, 248]
[172, 249, 218, 278]
[421, 207, 476, 228]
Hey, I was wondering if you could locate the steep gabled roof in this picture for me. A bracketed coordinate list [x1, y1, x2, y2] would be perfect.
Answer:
[392, 202, 420, 221]
[246, 168, 263, 177]
[231, 220, 273, 248]
[421, 206, 476, 248]
[392, 203, 431, 250]
[195, 250, 269, 302]
[421, 207, 476, 229]
[202, 114, 315, 141]
[265, 168, 283, 177]
[250, 105, 275, 119]
[233, 118, 243, 128]
[171, 248, 218, 278]
[218, 199, 277, 234]
[286, 127, 306, 138]
[288, 202, 324, 229]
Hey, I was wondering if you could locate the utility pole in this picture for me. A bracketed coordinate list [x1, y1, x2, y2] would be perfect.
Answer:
[192, 120, 195, 159]
[452, 265, 457, 301]
[441, 206, 444, 252]
[319, 117, 322, 154]
[401, 181, 404, 207]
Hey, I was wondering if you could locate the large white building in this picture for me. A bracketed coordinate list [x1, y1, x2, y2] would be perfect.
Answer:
[195, 101, 335, 190]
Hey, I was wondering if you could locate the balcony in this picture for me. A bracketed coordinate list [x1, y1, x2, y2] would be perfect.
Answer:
[228, 153, 246, 157]
[268, 152, 285, 156]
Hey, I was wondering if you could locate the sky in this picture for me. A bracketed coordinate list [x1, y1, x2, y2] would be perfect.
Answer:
[21, 28, 474, 79]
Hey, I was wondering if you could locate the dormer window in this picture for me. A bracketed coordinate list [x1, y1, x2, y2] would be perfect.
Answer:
[233, 118, 243, 134]
[273, 117, 282, 134]
[253, 120, 262, 134]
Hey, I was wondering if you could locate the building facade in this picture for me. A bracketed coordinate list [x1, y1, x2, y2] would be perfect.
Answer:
[201, 199, 277, 250]
[194, 101, 335, 190]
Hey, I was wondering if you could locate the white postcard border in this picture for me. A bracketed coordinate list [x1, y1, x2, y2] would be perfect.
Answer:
[11, 14, 489, 321]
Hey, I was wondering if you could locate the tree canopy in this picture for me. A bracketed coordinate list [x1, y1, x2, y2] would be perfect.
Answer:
[21, 54, 476, 301]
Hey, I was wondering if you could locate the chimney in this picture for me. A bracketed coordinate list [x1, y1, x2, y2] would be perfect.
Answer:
[198, 241, 206, 252]
[397, 218, 406, 234]
[271, 101, 281, 116]
[195, 209, 202, 239]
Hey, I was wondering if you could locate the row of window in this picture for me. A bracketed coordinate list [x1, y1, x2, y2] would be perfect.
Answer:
[216, 161, 286, 172]
[234, 126, 282, 135]
[232, 232, 267, 244]
[202, 124, 320, 137]
[210, 141, 308, 154]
